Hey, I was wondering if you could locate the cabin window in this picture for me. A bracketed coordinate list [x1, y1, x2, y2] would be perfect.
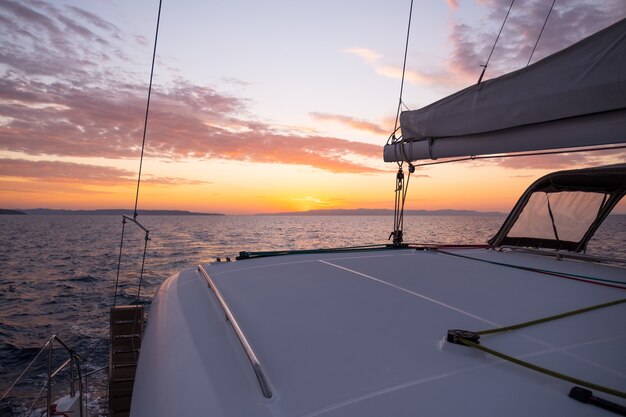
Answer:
[507, 191, 607, 242]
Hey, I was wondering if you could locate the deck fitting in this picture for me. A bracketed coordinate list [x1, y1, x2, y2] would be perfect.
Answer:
[447, 329, 480, 345]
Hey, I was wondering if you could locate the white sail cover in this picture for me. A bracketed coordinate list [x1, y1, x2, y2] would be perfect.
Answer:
[384, 18, 626, 163]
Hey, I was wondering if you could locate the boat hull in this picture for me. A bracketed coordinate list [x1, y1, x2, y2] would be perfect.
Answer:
[131, 248, 626, 416]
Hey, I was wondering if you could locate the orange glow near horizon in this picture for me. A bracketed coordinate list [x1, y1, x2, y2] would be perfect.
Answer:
[2, 2, 625, 217]
[6, 159, 623, 215]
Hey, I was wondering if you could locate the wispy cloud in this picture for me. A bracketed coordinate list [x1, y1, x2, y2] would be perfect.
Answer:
[375, 65, 456, 87]
[0, 71, 380, 172]
[448, 0, 626, 81]
[288, 196, 338, 208]
[0, 158, 209, 186]
[344, 46, 466, 90]
[0, 1, 383, 175]
[0, 158, 133, 183]
[0, 0, 132, 83]
[0, 74, 382, 173]
[494, 150, 626, 170]
[346, 1, 626, 90]
[309, 112, 387, 135]
[343, 47, 382, 63]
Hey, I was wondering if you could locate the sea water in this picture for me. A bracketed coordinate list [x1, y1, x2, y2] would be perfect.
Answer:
[0, 214, 624, 416]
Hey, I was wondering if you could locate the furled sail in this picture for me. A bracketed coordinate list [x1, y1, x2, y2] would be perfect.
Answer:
[384, 17, 626, 163]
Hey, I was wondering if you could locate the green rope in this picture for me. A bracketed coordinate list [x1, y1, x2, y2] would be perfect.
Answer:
[455, 298, 626, 399]
[237, 244, 399, 260]
[458, 338, 626, 399]
[478, 298, 626, 335]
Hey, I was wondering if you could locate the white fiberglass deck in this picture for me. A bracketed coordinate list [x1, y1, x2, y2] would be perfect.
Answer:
[131, 248, 626, 417]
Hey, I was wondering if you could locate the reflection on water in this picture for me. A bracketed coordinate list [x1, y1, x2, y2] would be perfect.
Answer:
[0, 214, 623, 416]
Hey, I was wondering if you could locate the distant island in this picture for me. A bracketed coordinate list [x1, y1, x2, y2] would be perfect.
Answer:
[258, 208, 505, 216]
[2, 209, 224, 216]
[0, 209, 26, 215]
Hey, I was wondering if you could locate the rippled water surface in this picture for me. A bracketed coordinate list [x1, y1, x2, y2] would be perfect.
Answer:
[0, 214, 624, 416]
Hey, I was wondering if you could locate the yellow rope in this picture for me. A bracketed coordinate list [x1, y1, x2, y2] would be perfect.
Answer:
[455, 298, 626, 399]
[459, 338, 626, 399]
[478, 298, 626, 335]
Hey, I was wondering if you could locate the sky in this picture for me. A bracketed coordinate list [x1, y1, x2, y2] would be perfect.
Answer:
[0, 0, 625, 214]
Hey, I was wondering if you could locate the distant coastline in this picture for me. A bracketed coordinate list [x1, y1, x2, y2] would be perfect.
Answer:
[0, 209, 26, 215]
[1, 209, 224, 216]
[257, 208, 505, 216]
[0, 208, 506, 216]
[5, 208, 622, 216]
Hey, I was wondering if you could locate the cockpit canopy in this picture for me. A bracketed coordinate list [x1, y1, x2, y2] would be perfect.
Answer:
[489, 164, 626, 252]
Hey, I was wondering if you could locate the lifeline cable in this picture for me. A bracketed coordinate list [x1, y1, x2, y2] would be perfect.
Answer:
[112, 217, 127, 307]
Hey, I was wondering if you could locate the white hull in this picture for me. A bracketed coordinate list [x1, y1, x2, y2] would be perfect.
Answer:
[131, 247, 626, 416]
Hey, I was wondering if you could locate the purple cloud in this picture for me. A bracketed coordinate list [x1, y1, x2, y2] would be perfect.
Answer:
[0, 1, 383, 175]
[0, 158, 211, 186]
[449, 0, 626, 81]
[0, 158, 134, 183]
[490, 149, 626, 170]
[0, 73, 382, 173]
[309, 112, 388, 135]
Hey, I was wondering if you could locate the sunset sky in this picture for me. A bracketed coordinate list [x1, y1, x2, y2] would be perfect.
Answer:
[1, 0, 625, 214]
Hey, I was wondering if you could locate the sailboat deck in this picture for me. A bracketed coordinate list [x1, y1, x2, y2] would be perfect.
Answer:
[131, 247, 626, 417]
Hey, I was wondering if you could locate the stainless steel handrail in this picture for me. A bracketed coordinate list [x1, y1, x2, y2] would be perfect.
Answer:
[1, 335, 85, 417]
[197, 264, 273, 398]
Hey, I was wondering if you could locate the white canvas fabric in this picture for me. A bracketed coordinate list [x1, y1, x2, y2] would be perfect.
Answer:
[384, 18, 626, 162]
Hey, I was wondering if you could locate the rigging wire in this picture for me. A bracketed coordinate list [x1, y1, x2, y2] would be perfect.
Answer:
[391, 0, 414, 144]
[407, 144, 626, 168]
[390, 167, 412, 246]
[477, 0, 516, 85]
[527, 0, 556, 66]
[113, 0, 162, 307]
[133, 0, 163, 219]
[388, 0, 416, 247]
